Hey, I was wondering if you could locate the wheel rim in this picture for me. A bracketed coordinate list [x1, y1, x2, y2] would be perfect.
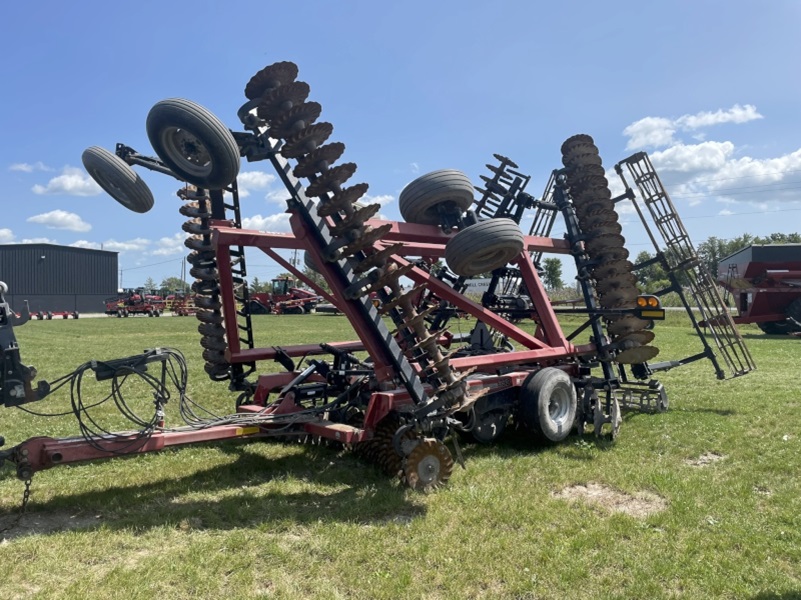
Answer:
[548, 387, 572, 425]
[160, 127, 213, 178]
[413, 454, 441, 486]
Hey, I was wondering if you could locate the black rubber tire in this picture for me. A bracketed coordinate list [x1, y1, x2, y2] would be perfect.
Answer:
[146, 98, 240, 189]
[784, 297, 801, 328]
[519, 368, 577, 442]
[757, 320, 795, 335]
[399, 169, 474, 225]
[81, 146, 155, 213]
[445, 218, 524, 277]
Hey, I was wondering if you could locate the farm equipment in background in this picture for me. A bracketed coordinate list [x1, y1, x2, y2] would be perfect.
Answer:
[104, 289, 165, 317]
[247, 276, 321, 314]
[0, 61, 754, 494]
[716, 244, 801, 335]
[33, 310, 79, 320]
[168, 293, 197, 316]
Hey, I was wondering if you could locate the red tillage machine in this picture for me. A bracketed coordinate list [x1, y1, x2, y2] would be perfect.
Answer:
[0, 62, 753, 494]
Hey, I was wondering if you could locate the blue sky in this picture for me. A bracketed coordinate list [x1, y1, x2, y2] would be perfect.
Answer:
[2, 1, 800, 289]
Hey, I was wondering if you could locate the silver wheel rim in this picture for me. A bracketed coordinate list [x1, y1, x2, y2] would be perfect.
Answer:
[160, 127, 213, 178]
[548, 387, 571, 426]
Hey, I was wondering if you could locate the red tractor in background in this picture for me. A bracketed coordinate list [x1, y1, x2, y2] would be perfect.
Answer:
[717, 244, 801, 335]
[247, 277, 321, 314]
[104, 289, 166, 317]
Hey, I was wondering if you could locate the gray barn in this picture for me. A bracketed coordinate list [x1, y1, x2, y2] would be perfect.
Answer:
[0, 243, 117, 314]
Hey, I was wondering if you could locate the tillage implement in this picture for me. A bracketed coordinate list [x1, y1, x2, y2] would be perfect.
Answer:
[0, 62, 754, 493]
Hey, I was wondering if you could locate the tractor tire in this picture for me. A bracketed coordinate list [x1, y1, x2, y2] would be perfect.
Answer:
[81, 146, 155, 213]
[519, 368, 577, 443]
[146, 98, 240, 189]
[445, 218, 524, 277]
[757, 321, 794, 335]
[399, 169, 474, 226]
[46, 312, 53, 320]
[785, 297, 801, 329]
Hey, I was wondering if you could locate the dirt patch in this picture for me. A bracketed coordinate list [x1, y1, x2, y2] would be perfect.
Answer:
[552, 483, 667, 518]
[0, 510, 102, 541]
[685, 452, 726, 467]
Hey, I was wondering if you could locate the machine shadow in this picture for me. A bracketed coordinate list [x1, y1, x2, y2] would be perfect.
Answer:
[0, 443, 423, 540]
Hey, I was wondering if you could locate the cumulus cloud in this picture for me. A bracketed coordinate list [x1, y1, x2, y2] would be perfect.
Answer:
[364, 193, 394, 207]
[624, 104, 763, 150]
[616, 106, 801, 211]
[27, 210, 91, 232]
[32, 166, 102, 196]
[21, 237, 57, 244]
[236, 170, 276, 198]
[241, 213, 292, 233]
[0, 229, 15, 243]
[10, 161, 51, 173]
[70, 240, 101, 250]
[151, 233, 187, 256]
[102, 238, 151, 253]
[266, 189, 291, 205]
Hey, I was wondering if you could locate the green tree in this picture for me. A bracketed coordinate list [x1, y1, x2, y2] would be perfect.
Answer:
[249, 277, 267, 293]
[542, 257, 564, 290]
[143, 277, 157, 291]
[161, 276, 189, 292]
[633, 250, 669, 293]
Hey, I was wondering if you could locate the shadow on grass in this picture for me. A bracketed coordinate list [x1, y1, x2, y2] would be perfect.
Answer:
[748, 592, 801, 600]
[459, 423, 615, 464]
[0, 442, 423, 540]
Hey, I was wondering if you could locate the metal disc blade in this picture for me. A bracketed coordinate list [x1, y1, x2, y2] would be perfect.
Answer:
[616, 345, 660, 364]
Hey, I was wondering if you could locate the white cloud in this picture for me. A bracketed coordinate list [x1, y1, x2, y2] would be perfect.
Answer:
[266, 189, 291, 205]
[236, 170, 276, 198]
[241, 213, 291, 233]
[70, 240, 101, 250]
[410, 162, 420, 174]
[21, 237, 57, 244]
[27, 210, 91, 232]
[650, 141, 735, 173]
[152, 233, 186, 256]
[32, 166, 102, 196]
[364, 193, 394, 207]
[623, 117, 676, 151]
[718, 209, 734, 216]
[676, 104, 762, 130]
[102, 238, 151, 253]
[10, 161, 51, 173]
[618, 105, 801, 211]
[0, 229, 15, 243]
[624, 104, 763, 150]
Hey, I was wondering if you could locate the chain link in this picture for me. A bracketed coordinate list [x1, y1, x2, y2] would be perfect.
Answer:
[0, 478, 32, 536]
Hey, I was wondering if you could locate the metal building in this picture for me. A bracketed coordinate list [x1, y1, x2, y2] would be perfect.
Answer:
[0, 243, 117, 314]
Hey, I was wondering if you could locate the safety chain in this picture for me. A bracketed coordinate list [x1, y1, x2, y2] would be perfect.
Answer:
[0, 478, 32, 536]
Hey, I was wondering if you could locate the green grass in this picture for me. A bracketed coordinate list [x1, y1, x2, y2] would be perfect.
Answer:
[0, 313, 799, 599]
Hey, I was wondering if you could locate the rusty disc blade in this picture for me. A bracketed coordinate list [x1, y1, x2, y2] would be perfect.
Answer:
[245, 61, 299, 100]
[595, 272, 639, 295]
[606, 315, 650, 336]
[583, 219, 622, 239]
[592, 259, 633, 280]
[305, 163, 357, 198]
[281, 122, 334, 159]
[615, 330, 656, 346]
[268, 101, 322, 139]
[615, 345, 660, 364]
[294, 142, 346, 178]
[256, 81, 311, 120]
[586, 233, 626, 254]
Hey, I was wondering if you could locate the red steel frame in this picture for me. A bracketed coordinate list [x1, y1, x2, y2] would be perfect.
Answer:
[16, 212, 603, 476]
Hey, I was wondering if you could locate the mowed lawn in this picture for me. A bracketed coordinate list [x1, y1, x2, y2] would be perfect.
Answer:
[0, 312, 798, 599]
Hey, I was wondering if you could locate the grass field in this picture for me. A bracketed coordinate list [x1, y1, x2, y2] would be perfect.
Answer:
[0, 313, 799, 599]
